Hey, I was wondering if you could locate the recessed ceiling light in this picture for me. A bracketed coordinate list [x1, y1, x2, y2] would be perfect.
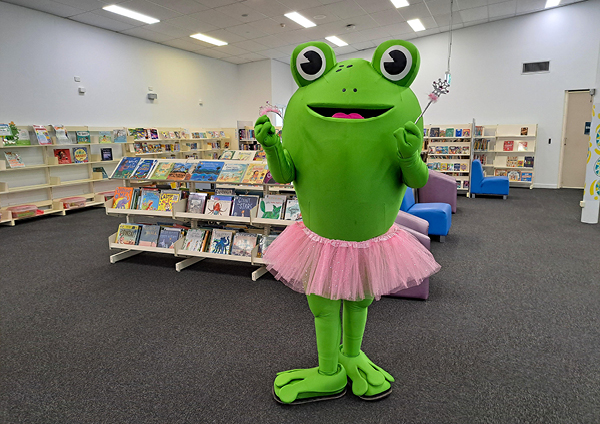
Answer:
[190, 33, 228, 46]
[325, 36, 348, 47]
[284, 12, 316, 28]
[545, 0, 560, 7]
[407, 18, 425, 32]
[391, 0, 410, 7]
[314, 14, 327, 20]
[102, 5, 160, 24]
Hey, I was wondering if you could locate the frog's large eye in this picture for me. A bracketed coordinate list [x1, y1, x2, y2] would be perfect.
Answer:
[371, 40, 420, 87]
[291, 42, 337, 87]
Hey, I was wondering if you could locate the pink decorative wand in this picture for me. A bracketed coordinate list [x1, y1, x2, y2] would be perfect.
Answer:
[415, 78, 450, 124]
[259, 101, 284, 121]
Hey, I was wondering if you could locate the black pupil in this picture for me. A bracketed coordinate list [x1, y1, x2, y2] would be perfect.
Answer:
[300, 50, 322, 75]
[383, 49, 407, 75]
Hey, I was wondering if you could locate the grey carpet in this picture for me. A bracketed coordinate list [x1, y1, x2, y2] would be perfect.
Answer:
[1, 188, 599, 424]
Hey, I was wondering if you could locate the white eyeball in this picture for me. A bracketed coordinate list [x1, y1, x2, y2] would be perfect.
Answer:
[296, 46, 326, 81]
[380, 45, 412, 81]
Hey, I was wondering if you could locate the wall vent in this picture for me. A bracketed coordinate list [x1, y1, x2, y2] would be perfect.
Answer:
[522, 61, 550, 74]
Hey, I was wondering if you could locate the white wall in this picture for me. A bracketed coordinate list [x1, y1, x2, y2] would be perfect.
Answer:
[332, 1, 600, 188]
[270, 60, 295, 110]
[236, 60, 273, 123]
[0, 2, 240, 128]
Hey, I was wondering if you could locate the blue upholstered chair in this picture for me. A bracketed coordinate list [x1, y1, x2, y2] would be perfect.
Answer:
[470, 159, 509, 199]
[400, 188, 452, 242]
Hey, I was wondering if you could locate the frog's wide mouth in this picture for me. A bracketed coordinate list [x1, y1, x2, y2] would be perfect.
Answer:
[307, 105, 393, 120]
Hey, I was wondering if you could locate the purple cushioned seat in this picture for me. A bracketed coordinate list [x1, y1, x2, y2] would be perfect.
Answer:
[417, 170, 457, 213]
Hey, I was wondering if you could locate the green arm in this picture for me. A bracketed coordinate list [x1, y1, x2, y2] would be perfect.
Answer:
[398, 153, 429, 188]
[255, 115, 295, 184]
[394, 121, 429, 189]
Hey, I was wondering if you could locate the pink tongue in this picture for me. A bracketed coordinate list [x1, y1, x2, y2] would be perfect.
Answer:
[332, 112, 364, 119]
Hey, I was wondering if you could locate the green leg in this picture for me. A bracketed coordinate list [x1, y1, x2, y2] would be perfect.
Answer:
[273, 295, 347, 404]
[338, 298, 395, 398]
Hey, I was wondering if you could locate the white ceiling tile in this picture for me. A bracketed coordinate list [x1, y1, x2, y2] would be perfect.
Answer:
[239, 52, 268, 61]
[226, 23, 269, 39]
[381, 22, 413, 36]
[120, 26, 175, 42]
[214, 2, 267, 23]
[332, 45, 357, 55]
[164, 16, 219, 32]
[456, 0, 488, 9]
[143, 22, 191, 37]
[196, 0, 239, 7]
[437, 22, 464, 31]
[257, 48, 289, 58]
[222, 56, 251, 64]
[488, 1, 516, 18]
[117, 0, 182, 20]
[349, 27, 394, 42]
[146, 0, 208, 14]
[459, 5, 488, 22]
[462, 18, 488, 27]
[5, 0, 86, 17]
[215, 44, 249, 55]
[188, 9, 244, 28]
[68, 11, 137, 31]
[351, 40, 376, 50]
[369, 9, 406, 25]
[354, 0, 396, 14]
[416, 16, 437, 29]
[324, 0, 368, 20]
[432, 13, 463, 26]
[240, 0, 293, 18]
[397, 2, 433, 20]
[253, 35, 291, 48]
[417, 27, 440, 36]
[516, 0, 546, 14]
[162, 37, 209, 51]
[248, 18, 297, 34]
[299, 22, 345, 39]
[93, 8, 154, 25]
[276, 44, 298, 55]
[198, 48, 232, 58]
[232, 39, 269, 52]
[276, 0, 324, 11]
[295, 4, 345, 24]
[203, 28, 247, 43]
[54, 0, 110, 12]
[274, 57, 291, 64]
[424, 0, 459, 15]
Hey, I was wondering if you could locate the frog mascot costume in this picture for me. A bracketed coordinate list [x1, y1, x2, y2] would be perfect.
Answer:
[255, 40, 441, 404]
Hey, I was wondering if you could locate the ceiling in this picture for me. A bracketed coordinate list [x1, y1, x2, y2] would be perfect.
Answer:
[2, 0, 586, 64]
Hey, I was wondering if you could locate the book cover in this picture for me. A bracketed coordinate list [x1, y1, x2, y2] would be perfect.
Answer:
[453, 163, 461, 171]
[72, 146, 89, 163]
[263, 170, 281, 185]
[241, 163, 268, 184]
[112, 187, 134, 209]
[495, 169, 508, 177]
[508, 170, 520, 181]
[157, 190, 181, 211]
[138, 225, 160, 247]
[257, 234, 278, 258]
[157, 227, 182, 249]
[517, 141, 528, 151]
[217, 163, 248, 183]
[257, 198, 284, 219]
[284, 199, 302, 221]
[430, 127, 439, 137]
[253, 150, 266, 161]
[232, 151, 256, 161]
[182, 229, 208, 251]
[503, 140, 514, 151]
[460, 163, 467, 171]
[112, 157, 141, 179]
[76, 131, 91, 144]
[455, 129, 462, 137]
[101, 148, 113, 161]
[92, 167, 108, 179]
[129, 128, 146, 140]
[149, 128, 159, 140]
[4, 151, 25, 168]
[187, 192, 208, 214]
[463, 128, 471, 137]
[517, 159, 524, 167]
[231, 195, 259, 218]
[524, 156, 534, 167]
[220, 150, 235, 160]
[52, 148, 71, 164]
[204, 199, 232, 216]
[16, 128, 31, 145]
[475, 126, 483, 136]
[167, 162, 192, 180]
[33, 125, 52, 145]
[131, 159, 156, 179]
[53, 125, 70, 144]
[506, 156, 518, 167]
[150, 162, 175, 180]
[138, 188, 160, 210]
[520, 171, 533, 182]
[209, 229, 235, 255]
[231, 232, 258, 257]
[520, 127, 529, 136]
[113, 128, 127, 143]
[99, 131, 112, 143]
[189, 161, 224, 182]
[445, 128, 454, 137]
[212, 195, 234, 202]
[116, 223, 141, 245]
[0, 123, 11, 136]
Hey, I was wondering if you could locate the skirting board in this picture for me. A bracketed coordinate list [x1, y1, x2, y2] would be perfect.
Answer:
[532, 183, 559, 189]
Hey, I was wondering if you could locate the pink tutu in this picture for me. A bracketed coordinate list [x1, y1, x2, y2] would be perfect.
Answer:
[263, 222, 441, 301]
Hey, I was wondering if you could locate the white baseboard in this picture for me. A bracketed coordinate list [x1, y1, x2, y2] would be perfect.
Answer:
[532, 183, 559, 189]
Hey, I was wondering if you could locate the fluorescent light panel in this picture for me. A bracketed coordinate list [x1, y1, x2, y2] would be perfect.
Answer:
[102, 5, 160, 24]
[545, 0, 560, 7]
[284, 12, 316, 28]
[325, 36, 348, 47]
[190, 33, 228, 46]
[391, 0, 410, 7]
[407, 18, 425, 32]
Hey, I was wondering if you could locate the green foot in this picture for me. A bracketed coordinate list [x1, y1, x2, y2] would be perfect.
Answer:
[338, 346, 395, 398]
[273, 365, 347, 404]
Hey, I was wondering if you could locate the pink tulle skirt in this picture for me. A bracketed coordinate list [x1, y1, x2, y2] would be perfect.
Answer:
[263, 222, 441, 301]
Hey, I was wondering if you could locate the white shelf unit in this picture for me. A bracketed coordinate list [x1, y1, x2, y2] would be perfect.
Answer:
[473, 124, 537, 188]
[423, 123, 474, 192]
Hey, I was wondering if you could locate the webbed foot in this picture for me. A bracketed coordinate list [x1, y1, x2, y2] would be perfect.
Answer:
[338, 345, 394, 400]
[273, 365, 347, 404]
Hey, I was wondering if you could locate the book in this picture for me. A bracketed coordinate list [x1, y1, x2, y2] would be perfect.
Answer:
[462, 180, 469, 190]
[188, 161, 224, 182]
[455, 129, 462, 137]
[33, 125, 52, 145]
[204, 198, 232, 216]
[157, 227, 182, 249]
[131, 159, 156, 179]
[232, 151, 256, 161]
[113, 128, 127, 143]
[76, 131, 91, 143]
[520, 127, 529, 136]
[429, 127, 440, 137]
[182, 229, 208, 251]
[92, 167, 108, 179]
[150, 162, 174, 180]
[520, 171, 533, 182]
[217, 163, 248, 183]
[4, 151, 25, 168]
[257, 234, 277, 258]
[503, 140, 514, 151]
[187, 192, 208, 214]
[231, 232, 258, 257]
[253, 150, 266, 161]
[168, 162, 192, 180]
[116, 223, 142, 245]
[138, 188, 160, 211]
[517, 141, 528, 151]
[220, 150, 235, 160]
[263, 171, 280, 185]
[506, 156, 518, 167]
[16, 128, 31, 145]
[463, 128, 471, 137]
[112, 157, 141, 179]
[475, 126, 483, 136]
[284, 199, 302, 221]
[524, 156, 534, 167]
[257, 197, 285, 219]
[209, 229, 235, 255]
[508, 170, 520, 181]
[157, 190, 181, 211]
[517, 159, 524, 167]
[231, 195, 259, 218]
[0, 123, 11, 137]
[445, 128, 454, 137]
[112, 187, 134, 209]
[99, 131, 112, 143]
[72, 146, 89, 163]
[128, 128, 146, 140]
[53, 125, 70, 144]
[101, 148, 113, 161]
[495, 169, 508, 177]
[149, 128, 159, 140]
[138, 225, 161, 247]
[242, 163, 268, 184]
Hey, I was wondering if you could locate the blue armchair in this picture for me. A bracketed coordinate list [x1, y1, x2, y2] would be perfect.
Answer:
[470, 159, 509, 198]
[400, 187, 452, 242]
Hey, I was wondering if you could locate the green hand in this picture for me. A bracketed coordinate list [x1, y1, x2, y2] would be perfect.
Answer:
[394, 121, 423, 159]
[254, 115, 279, 148]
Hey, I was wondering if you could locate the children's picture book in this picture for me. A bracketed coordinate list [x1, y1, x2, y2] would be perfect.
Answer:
[168, 162, 192, 180]
[216, 163, 248, 183]
[455, 129, 462, 137]
[257, 234, 278, 258]
[33, 125, 52, 145]
[101, 148, 113, 161]
[520, 171, 533, 182]
[16, 128, 31, 145]
[138, 188, 160, 211]
[462, 180, 469, 190]
[524, 156, 534, 167]
[495, 169, 508, 177]
[517, 141, 528, 151]
[253, 150, 266, 161]
[182, 229, 208, 251]
[72, 146, 89, 163]
[112, 187, 134, 209]
[520, 127, 529, 136]
[209, 229, 235, 255]
[503, 140, 514, 151]
[53, 148, 71, 164]
[157, 227, 182, 249]
[508, 170, 520, 181]
[149, 128, 159, 140]
[284, 199, 302, 221]
[112, 157, 141, 179]
[116, 223, 142, 245]
[220, 150, 235, 160]
[517, 159, 524, 167]
[263, 171, 282, 185]
[204, 198, 232, 216]
[0, 123, 11, 137]
[429, 127, 440, 137]
[4, 151, 25, 168]
[506, 156, 518, 167]
[76, 131, 91, 144]
[187, 192, 208, 214]
[475, 126, 483, 136]
[157, 190, 182, 211]
[460, 163, 467, 171]
[188, 161, 224, 182]
[463, 128, 471, 137]
[445, 128, 454, 137]
[242, 163, 268, 184]
[453, 163, 461, 171]
[232, 150, 256, 161]
[138, 225, 161, 247]
[150, 162, 175, 180]
[131, 159, 156, 179]
[99, 131, 112, 143]
[128, 128, 146, 140]
[231, 232, 258, 257]
[113, 128, 127, 143]
[257, 197, 285, 220]
[92, 167, 109, 179]
[53, 125, 70, 144]
[231, 195, 259, 218]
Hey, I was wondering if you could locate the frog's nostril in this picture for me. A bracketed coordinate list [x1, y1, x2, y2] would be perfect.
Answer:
[342, 88, 346, 92]
[353, 88, 357, 92]
[336, 69, 342, 72]
[346, 65, 353, 68]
